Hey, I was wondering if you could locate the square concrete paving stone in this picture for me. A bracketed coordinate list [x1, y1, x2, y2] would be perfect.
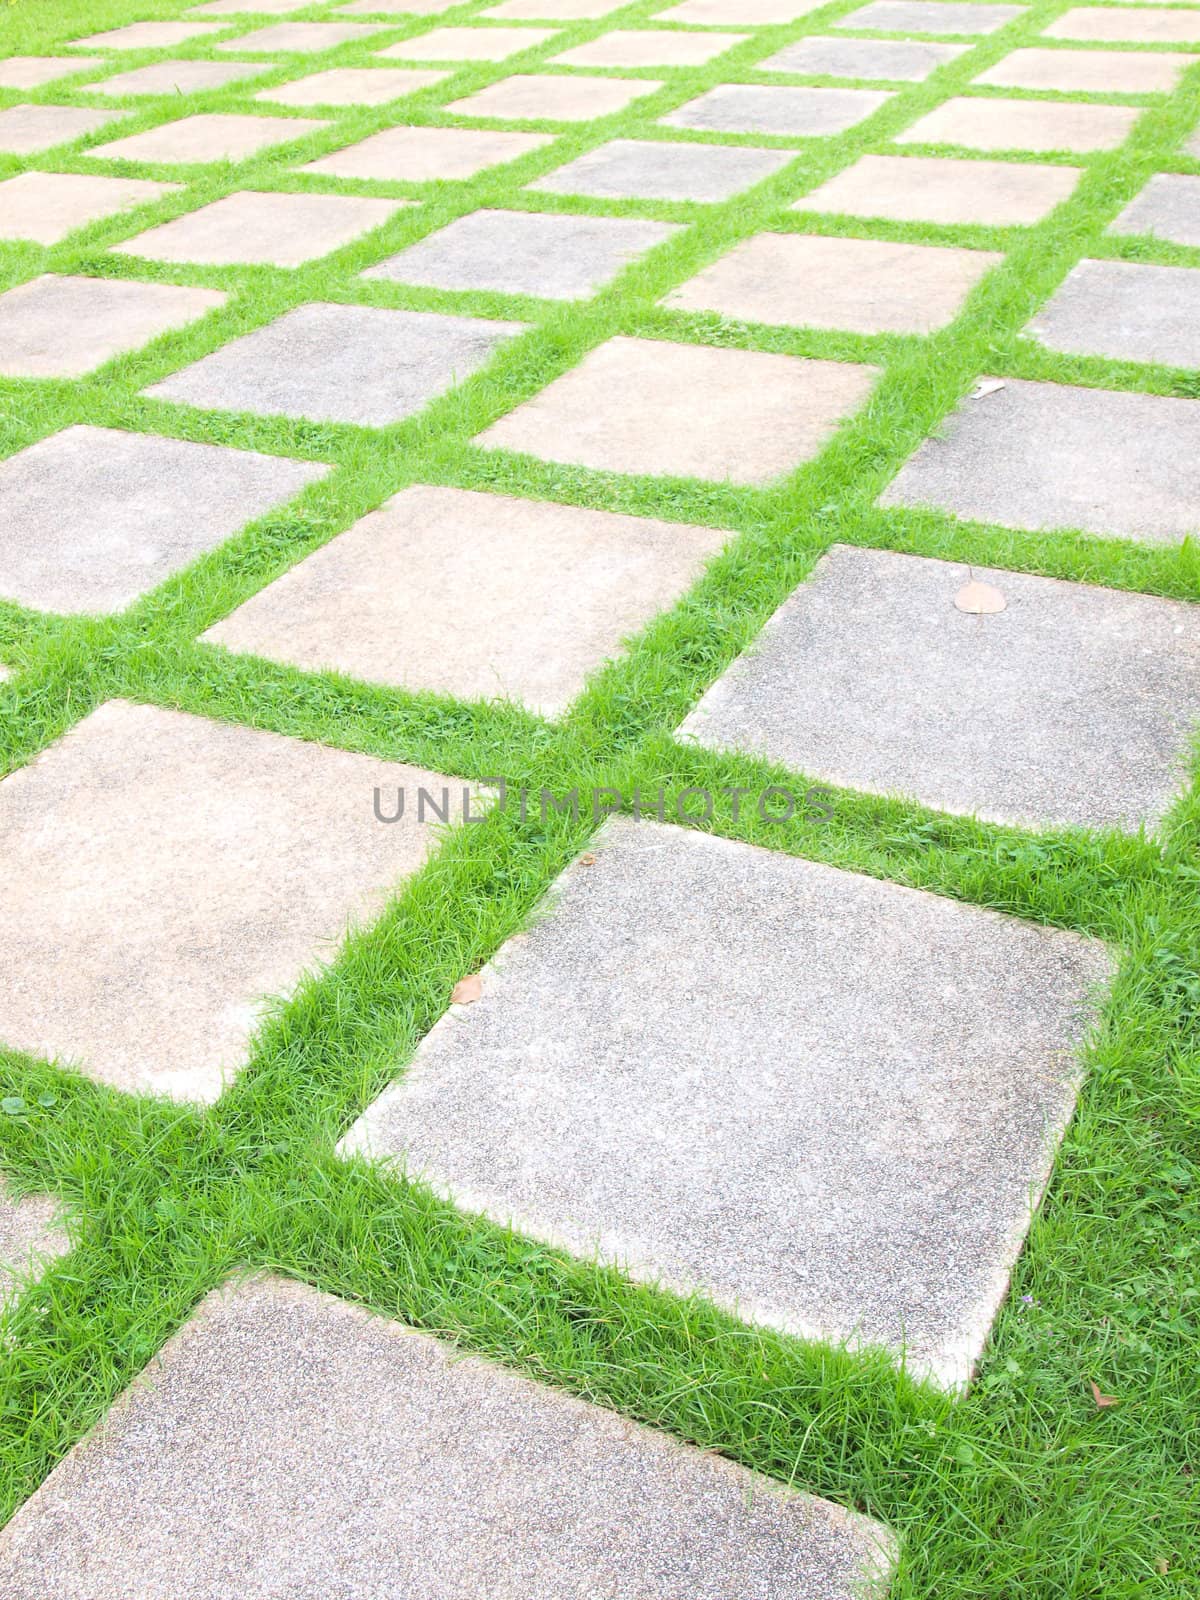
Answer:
[897, 96, 1140, 152]
[115, 190, 406, 267]
[335, 0, 463, 11]
[84, 59, 270, 96]
[1, 1183, 68, 1312]
[553, 28, 749, 67]
[0, 704, 480, 1102]
[476, 335, 877, 483]
[204, 484, 727, 713]
[69, 21, 225, 49]
[447, 72, 664, 119]
[659, 0, 830, 21]
[680, 544, 1200, 832]
[489, 0, 633, 16]
[1112, 173, 1200, 247]
[529, 136, 794, 200]
[881, 375, 1200, 543]
[216, 21, 388, 52]
[1025, 259, 1200, 369]
[667, 232, 1001, 333]
[0, 276, 225, 379]
[0, 424, 325, 614]
[89, 113, 328, 165]
[0, 56, 100, 88]
[662, 84, 891, 136]
[800, 153, 1081, 225]
[256, 65, 449, 104]
[147, 302, 525, 426]
[303, 124, 552, 179]
[0, 104, 125, 156]
[0, 1276, 895, 1598]
[191, 0, 310, 13]
[0, 172, 179, 247]
[974, 46, 1197, 93]
[364, 208, 678, 298]
[760, 36, 969, 78]
[344, 819, 1112, 1386]
[1046, 7, 1200, 43]
[837, 0, 1024, 31]
[380, 24, 558, 57]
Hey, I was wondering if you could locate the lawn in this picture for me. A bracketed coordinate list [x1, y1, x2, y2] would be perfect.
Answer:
[1, 0, 1199, 1591]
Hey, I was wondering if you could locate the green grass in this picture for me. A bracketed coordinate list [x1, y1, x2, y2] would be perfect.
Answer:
[1, 0, 1200, 1591]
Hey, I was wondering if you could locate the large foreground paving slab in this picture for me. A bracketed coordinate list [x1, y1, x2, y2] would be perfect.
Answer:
[215, 20, 387, 52]
[363, 208, 677, 298]
[974, 46, 1197, 93]
[191, 0, 309, 14]
[680, 544, 1200, 832]
[88, 112, 328, 165]
[896, 95, 1139, 152]
[447, 72, 664, 119]
[799, 153, 1081, 225]
[490, 0, 631, 14]
[661, 84, 891, 136]
[835, 0, 1023, 32]
[0, 1275, 895, 1598]
[666, 232, 1001, 334]
[529, 136, 794, 201]
[0, 172, 179, 247]
[303, 124, 552, 179]
[0, 56, 100, 89]
[146, 302, 524, 427]
[69, 20, 224, 48]
[381, 24, 558, 58]
[203, 484, 726, 713]
[475, 335, 877, 484]
[84, 59, 269, 96]
[1111, 173, 1200, 247]
[0, 702, 475, 1102]
[1046, 6, 1200, 43]
[344, 820, 1111, 1386]
[881, 375, 1200, 544]
[0, 275, 225, 379]
[0, 424, 326, 614]
[114, 190, 405, 267]
[759, 35, 968, 78]
[553, 28, 749, 66]
[661, 0, 830, 19]
[0, 104, 123, 156]
[256, 64, 449, 104]
[1, 1182, 68, 1311]
[1026, 259, 1200, 368]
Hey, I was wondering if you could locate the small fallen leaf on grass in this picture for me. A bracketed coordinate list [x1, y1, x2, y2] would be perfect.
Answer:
[451, 974, 482, 1005]
[1, 1096, 26, 1116]
[973, 379, 1007, 400]
[1089, 1379, 1119, 1408]
[1156, 1557, 1170, 1575]
[955, 579, 1006, 615]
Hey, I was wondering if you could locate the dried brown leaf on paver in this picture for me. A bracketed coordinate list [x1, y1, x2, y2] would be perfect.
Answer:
[955, 579, 1006, 615]
[451, 974, 482, 1005]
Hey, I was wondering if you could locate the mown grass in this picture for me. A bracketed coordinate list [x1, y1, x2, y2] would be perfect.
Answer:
[1, 0, 1199, 1591]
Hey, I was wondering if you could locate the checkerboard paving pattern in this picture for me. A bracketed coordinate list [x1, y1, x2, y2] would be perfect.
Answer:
[1, 0, 1197, 1584]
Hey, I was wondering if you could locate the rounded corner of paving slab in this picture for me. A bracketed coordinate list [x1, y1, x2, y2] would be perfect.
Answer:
[0, 1270, 897, 1597]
